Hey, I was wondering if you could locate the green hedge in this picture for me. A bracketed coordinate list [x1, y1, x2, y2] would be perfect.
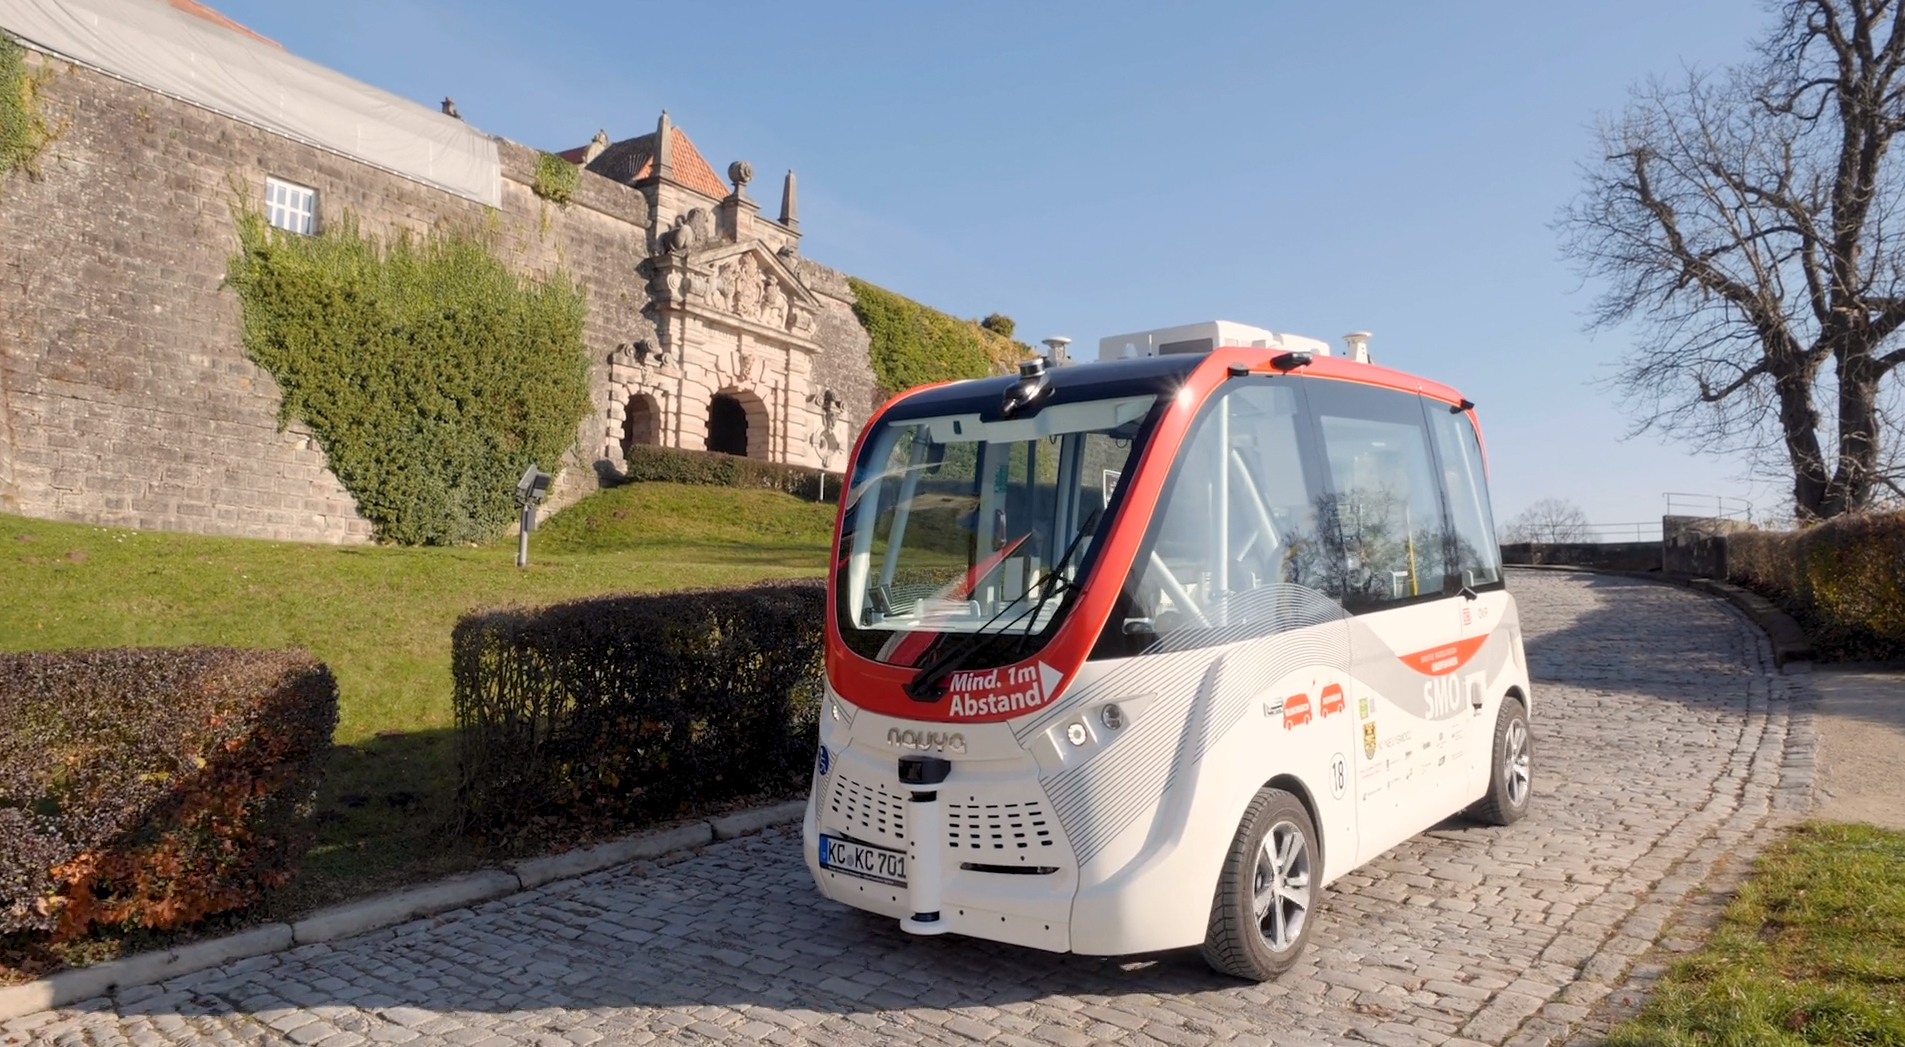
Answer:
[848, 277, 1031, 396]
[226, 212, 592, 545]
[0, 648, 336, 941]
[1728, 510, 1905, 659]
[620, 443, 840, 500]
[452, 583, 824, 833]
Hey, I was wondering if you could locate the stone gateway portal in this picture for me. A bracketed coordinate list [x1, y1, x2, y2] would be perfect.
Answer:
[707, 394, 748, 457]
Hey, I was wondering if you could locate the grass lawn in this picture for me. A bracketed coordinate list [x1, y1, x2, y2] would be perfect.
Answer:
[0, 482, 835, 966]
[1606, 821, 1905, 1047]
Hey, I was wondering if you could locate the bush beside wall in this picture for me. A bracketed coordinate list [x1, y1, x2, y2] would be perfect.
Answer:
[0, 648, 337, 941]
[847, 277, 1031, 397]
[452, 583, 824, 834]
[1, 31, 57, 178]
[225, 212, 593, 546]
[1728, 510, 1905, 659]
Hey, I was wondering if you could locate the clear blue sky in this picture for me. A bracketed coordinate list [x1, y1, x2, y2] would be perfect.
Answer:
[211, 0, 1780, 529]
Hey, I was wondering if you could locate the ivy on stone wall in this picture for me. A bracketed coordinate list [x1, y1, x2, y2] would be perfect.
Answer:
[847, 278, 1031, 396]
[1, 32, 57, 178]
[226, 211, 592, 545]
[531, 151, 578, 205]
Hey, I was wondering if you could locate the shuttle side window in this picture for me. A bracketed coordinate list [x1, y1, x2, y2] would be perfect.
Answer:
[1307, 381, 1453, 613]
[1427, 406, 1504, 591]
[1096, 379, 1336, 657]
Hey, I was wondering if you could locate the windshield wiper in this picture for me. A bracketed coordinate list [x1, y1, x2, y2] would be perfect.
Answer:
[905, 508, 1101, 701]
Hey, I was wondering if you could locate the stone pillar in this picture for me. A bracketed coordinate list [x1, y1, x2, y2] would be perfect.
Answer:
[779, 169, 799, 231]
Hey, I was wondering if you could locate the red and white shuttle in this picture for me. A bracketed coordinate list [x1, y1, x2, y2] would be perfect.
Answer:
[804, 326, 1533, 980]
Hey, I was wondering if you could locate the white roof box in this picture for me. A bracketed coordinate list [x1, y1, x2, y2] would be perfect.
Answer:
[1096, 321, 1333, 362]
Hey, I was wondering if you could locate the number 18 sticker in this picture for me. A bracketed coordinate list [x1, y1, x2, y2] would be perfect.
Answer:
[1329, 752, 1347, 800]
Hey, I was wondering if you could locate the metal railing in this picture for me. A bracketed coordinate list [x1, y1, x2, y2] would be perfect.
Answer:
[1578, 521, 1663, 542]
[1664, 492, 1754, 522]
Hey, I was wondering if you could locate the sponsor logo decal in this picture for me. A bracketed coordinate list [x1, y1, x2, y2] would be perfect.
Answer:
[1398, 635, 1489, 677]
[1358, 695, 1371, 721]
[1263, 697, 1285, 718]
[944, 661, 1064, 719]
[886, 728, 967, 753]
[1362, 721, 1378, 759]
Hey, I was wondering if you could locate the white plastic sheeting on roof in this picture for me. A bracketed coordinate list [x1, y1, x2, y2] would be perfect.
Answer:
[0, 0, 501, 206]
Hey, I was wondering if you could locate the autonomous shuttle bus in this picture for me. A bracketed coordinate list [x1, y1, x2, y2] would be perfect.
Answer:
[803, 328, 1532, 980]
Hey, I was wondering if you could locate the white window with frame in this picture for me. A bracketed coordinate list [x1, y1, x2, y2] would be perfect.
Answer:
[265, 177, 317, 235]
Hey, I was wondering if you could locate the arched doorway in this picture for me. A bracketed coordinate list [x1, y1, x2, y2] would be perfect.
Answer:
[621, 393, 660, 457]
[707, 394, 749, 456]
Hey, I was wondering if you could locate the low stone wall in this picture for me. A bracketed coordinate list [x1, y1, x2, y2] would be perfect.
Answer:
[1500, 541, 1661, 571]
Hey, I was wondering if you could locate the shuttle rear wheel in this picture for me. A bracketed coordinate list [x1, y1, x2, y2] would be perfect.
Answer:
[1201, 787, 1316, 981]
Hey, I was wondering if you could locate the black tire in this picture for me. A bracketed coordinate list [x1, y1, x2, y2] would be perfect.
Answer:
[1201, 787, 1318, 981]
[1467, 697, 1532, 826]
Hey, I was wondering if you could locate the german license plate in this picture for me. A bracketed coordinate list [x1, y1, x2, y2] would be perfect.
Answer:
[818, 834, 907, 887]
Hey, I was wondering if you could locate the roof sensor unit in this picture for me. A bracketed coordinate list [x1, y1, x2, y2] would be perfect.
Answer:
[1000, 357, 1053, 417]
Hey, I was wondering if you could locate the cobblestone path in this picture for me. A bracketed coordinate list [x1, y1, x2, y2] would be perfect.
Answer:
[2, 571, 1815, 1047]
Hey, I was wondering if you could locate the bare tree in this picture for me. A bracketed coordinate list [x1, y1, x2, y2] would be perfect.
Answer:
[1501, 498, 1594, 545]
[1561, 0, 1905, 520]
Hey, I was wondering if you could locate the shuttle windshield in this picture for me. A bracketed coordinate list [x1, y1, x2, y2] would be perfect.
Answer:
[835, 394, 1158, 674]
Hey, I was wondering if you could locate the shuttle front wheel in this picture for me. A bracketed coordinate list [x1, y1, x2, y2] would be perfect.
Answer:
[1467, 697, 1532, 826]
[1201, 787, 1316, 981]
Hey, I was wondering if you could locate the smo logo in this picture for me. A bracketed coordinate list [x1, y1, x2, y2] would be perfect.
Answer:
[886, 728, 967, 754]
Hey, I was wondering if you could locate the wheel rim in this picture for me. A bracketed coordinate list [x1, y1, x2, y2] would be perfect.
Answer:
[1503, 718, 1530, 807]
[1251, 819, 1312, 953]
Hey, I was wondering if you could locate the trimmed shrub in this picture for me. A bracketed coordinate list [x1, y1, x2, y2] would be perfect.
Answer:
[848, 277, 1032, 396]
[0, 648, 337, 941]
[1728, 510, 1905, 659]
[225, 211, 592, 546]
[453, 583, 824, 833]
[620, 443, 841, 500]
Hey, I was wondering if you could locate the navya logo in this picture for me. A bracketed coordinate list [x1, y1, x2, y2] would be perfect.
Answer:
[816, 745, 831, 776]
[886, 728, 967, 754]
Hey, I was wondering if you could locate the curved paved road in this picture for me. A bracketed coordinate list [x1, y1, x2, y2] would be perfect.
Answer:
[2, 571, 1816, 1047]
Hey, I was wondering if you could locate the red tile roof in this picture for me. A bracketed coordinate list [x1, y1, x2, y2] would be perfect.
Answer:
[163, 0, 282, 48]
[558, 125, 731, 199]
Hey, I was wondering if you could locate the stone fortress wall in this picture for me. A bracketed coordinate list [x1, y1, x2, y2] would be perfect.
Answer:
[0, 33, 877, 543]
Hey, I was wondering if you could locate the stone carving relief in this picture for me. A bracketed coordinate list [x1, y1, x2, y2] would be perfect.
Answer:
[661, 207, 714, 254]
[731, 254, 765, 319]
[807, 387, 848, 469]
[709, 250, 813, 335]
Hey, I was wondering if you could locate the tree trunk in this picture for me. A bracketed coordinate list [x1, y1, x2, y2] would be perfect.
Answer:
[1773, 361, 1831, 520]
[1824, 352, 1884, 515]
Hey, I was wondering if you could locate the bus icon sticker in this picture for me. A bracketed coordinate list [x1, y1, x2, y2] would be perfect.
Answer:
[1319, 684, 1346, 717]
[1282, 693, 1312, 730]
